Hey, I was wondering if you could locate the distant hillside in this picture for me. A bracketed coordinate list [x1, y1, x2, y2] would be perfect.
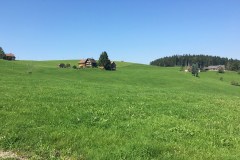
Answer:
[150, 54, 240, 71]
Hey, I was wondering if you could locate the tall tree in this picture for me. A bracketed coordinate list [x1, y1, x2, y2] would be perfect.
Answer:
[98, 51, 111, 70]
[0, 47, 5, 59]
[192, 63, 199, 77]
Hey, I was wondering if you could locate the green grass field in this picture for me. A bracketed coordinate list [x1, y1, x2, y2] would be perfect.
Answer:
[0, 59, 240, 159]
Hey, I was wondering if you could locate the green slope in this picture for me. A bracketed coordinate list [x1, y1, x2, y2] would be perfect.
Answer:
[0, 59, 240, 159]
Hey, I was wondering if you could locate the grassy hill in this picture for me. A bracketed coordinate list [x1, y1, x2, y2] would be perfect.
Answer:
[0, 59, 240, 159]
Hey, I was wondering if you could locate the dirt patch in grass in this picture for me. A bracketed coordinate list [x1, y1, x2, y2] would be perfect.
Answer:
[0, 151, 26, 160]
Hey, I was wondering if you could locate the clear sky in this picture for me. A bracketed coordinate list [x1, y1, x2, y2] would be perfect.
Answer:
[1, 0, 240, 64]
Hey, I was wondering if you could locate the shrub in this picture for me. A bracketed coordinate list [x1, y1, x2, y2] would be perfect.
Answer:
[72, 65, 77, 69]
[231, 80, 240, 86]
[59, 63, 65, 68]
[66, 64, 71, 68]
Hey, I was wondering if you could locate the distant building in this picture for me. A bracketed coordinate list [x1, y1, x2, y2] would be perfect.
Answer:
[78, 58, 97, 68]
[204, 65, 225, 71]
[4, 53, 16, 60]
[78, 59, 86, 68]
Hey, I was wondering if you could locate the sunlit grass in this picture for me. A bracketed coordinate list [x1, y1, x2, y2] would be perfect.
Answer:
[0, 59, 240, 159]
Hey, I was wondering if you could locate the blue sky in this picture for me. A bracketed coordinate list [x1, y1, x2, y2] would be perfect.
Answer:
[1, 0, 240, 64]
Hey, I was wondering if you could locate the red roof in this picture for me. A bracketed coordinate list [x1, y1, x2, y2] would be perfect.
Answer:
[5, 53, 15, 57]
[78, 59, 87, 64]
[78, 58, 96, 64]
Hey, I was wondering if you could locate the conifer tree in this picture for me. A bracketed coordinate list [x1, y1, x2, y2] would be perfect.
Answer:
[98, 51, 111, 70]
[0, 47, 5, 59]
[192, 63, 199, 77]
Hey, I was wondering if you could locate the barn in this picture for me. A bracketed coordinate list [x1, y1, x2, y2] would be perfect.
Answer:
[78, 58, 97, 68]
[4, 53, 16, 60]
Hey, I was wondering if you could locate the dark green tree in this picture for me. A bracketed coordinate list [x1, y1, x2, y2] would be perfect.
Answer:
[0, 47, 5, 59]
[98, 51, 111, 70]
[65, 64, 71, 68]
[72, 65, 77, 69]
[192, 63, 199, 77]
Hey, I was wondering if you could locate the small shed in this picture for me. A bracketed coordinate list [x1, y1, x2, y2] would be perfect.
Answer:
[5, 53, 16, 60]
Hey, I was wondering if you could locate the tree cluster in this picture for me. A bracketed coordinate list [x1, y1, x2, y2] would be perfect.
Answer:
[98, 51, 112, 70]
[58, 63, 71, 68]
[150, 54, 240, 71]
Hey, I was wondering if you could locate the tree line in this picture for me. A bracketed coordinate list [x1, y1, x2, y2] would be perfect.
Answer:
[150, 54, 240, 71]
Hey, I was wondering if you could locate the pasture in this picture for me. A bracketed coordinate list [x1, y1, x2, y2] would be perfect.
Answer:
[0, 59, 240, 159]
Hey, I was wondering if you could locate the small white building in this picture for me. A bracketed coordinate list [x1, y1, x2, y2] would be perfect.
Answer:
[204, 65, 225, 71]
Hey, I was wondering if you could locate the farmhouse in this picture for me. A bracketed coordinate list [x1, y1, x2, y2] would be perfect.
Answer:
[204, 65, 225, 71]
[4, 53, 16, 60]
[78, 58, 97, 68]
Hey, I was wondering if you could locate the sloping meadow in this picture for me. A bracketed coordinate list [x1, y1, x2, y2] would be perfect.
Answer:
[0, 60, 240, 159]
